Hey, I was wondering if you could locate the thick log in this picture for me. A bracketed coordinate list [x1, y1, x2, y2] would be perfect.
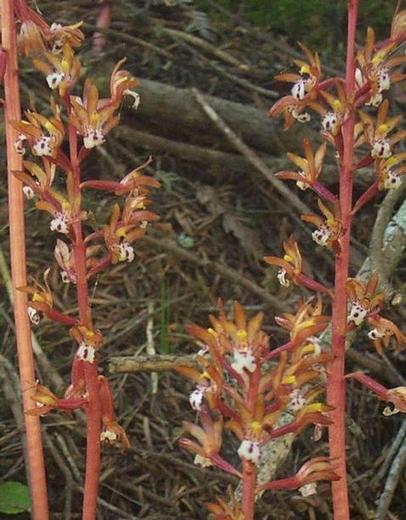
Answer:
[132, 78, 313, 156]
[115, 126, 280, 174]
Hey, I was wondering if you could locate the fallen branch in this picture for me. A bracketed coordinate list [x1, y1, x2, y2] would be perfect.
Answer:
[109, 353, 196, 374]
[134, 78, 312, 156]
[115, 126, 276, 175]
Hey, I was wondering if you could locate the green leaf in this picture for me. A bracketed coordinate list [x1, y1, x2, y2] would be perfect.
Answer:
[0, 482, 31, 514]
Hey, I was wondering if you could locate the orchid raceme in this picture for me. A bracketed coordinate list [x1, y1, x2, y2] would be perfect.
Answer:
[266, 5, 406, 519]
[6, 2, 160, 518]
[178, 302, 336, 516]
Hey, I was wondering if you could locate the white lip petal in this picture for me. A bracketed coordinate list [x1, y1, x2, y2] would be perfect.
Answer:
[237, 440, 261, 464]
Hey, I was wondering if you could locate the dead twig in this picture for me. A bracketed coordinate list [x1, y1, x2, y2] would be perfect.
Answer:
[371, 421, 406, 490]
[109, 353, 196, 374]
[44, 433, 74, 520]
[369, 182, 406, 298]
[191, 87, 312, 216]
[83, 23, 173, 60]
[375, 422, 406, 520]
[185, 43, 278, 99]
[146, 301, 159, 393]
[159, 26, 249, 70]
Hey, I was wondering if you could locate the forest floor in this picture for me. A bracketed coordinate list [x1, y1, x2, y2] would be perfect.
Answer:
[0, 1, 405, 519]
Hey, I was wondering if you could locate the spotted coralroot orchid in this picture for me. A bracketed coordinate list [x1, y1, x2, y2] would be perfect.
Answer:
[54, 239, 77, 284]
[13, 159, 56, 199]
[103, 197, 158, 264]
[26, 382, 87, 417]
[98, 376, 131, 450]
[375, 152, 406, 190]
[83, 175, 159, 275]
[317, 81, 349, 139]
[275, 139, 336, 203]
[346, 372, 406, 417]
[5, 3, 159, 518]
[269, 43, 321, 128]
[350, 99, 406, 213]
[267, 4, 406, 518]
[19, 269, 76, 327]
[11, 98, 64, 160]
[345, 273, 385, 325]
[356, 13, 406, 108]
[264, 236, 332, 295]
[302, 199, 343, 251]
[345, 275, 405, 355]
[69, 60, 139, 153]
[33, 43, 81, 95]
[178, 302, 336, 519]
[366, 314, 406, 355]
[15, 0, 84, 57]
[358, 100, 406, 160]
[273, 297, 330, 354]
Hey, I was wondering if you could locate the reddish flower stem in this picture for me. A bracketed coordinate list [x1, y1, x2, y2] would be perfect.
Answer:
[1, 2, 49, 518]
[327, 2, 358, 519]
[242, 460, 256, 520]
[68, 121, 102, 520]
[241, 368, 260, 519]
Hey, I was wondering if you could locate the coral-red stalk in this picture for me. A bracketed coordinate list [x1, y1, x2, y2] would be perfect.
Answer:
[241, 368, 261, 519]
[327, 2, 358, 519]
[68, 121, 102, 519]
[242, 460, 256, 520]
[1, 1, 49, 517]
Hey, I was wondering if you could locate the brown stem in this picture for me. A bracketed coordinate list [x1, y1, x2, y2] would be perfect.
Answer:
[68, 122, 102, 520]
[327, 2, 358, 519]
[1, 2, 49, 518]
